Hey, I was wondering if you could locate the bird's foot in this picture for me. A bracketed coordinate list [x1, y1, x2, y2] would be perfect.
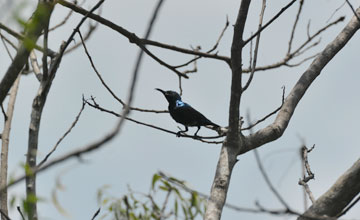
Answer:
[176, 131, 183, 137]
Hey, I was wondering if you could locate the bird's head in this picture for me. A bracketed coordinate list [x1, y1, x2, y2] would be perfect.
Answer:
[155, 88, 182, 103]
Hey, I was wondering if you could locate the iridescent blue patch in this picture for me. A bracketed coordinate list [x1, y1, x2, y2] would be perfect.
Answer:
[176, 100, 185, 107]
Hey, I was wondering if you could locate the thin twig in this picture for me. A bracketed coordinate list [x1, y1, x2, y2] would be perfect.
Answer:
[242, 16, 344, 73]
[345, 0, 360, 22]
[77, 30, 166, 113]
[174, 16, 230, 69]
[253, 149, 291, 210]
[37, 98, 86, 168]
[0, 23, 57, 58]
[288, 0, 304, 54]
[0, 31, 14, 60]
[326, 1, 346, 23]
[242, 86, 285, 131]
[5, 0, 165, 194]
[160, 189, 172, 219]
[243, 0, 297, 46]
[29, 51, 43, 81]
[17, 207, 25, 220]
[85, 98, 224, 142]
[91, 207, 101, 220]
[242, 0, 266, 91]
[298, 145, 316, 204]
[58, 0, 230, 72]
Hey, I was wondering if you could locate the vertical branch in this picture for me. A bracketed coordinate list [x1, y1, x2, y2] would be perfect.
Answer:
[42, 19, 49, 80]
[0, 75, 21, 220]
[205, 1, 251, 220]
[25, 2, 105, 219]
[227, 0, 251, 143]
[243, 0, 266, 91]
[288, 0, 304, 54]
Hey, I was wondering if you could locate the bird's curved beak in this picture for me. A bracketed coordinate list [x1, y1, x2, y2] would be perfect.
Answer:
[155, 88, 165, 94]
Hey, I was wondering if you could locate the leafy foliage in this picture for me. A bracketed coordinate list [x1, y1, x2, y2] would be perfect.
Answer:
[97, 173, 206, 220]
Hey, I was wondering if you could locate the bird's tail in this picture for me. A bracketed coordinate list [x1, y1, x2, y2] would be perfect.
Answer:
[205, 122, 222, 135]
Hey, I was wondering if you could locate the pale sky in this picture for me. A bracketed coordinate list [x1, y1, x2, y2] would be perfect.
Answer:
[1, 0, 360, 219]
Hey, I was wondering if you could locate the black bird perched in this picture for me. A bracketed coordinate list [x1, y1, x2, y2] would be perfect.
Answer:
[156, 88, 219, 136]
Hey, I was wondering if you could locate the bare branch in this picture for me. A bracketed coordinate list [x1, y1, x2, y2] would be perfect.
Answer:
[242, 86, 285, 131]
[0, 75, 20, 220]
[345, 0, 360, 22]
[29, 51, 43, 82]
[85, 97, 224, 142]
[242, 16, 344, 73]
[0, 23, 57, 58]
[174, 16, 230, 69]
[298, 159, 360, 219]
[77, 30, 166, 113]
[58, 0, 189, 78]
[205, 1, 251, 219]
[4, 0, 165, 201]
[17, 207, 25, 220]
[298, 145, 316, 204]
[0, 2, 54, 105]
[243, 0, 266, 91]
[254, 149, 290, 209]
[288, 0, 304, 54]
[91, 207, 101, 220]
[25, 2, 104, 219]
[243, 8, 360, 155]
[37, 98, 86, 168]
[0, 31, 15, 60]
[243, 0, 297, 46]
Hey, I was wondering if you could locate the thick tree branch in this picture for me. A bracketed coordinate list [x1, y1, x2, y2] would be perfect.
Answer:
[298, 159, 360, 219]
[0, 1, 54, 105]
[57, 0, 188, 78]
[25, 2, 104, 219]
[57, 0, 231, 76]
[204, 1, 251, 220]
[243, 7, 360, 155]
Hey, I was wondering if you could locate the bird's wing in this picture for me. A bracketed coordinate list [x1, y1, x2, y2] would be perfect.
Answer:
[172, 104, 216, 127]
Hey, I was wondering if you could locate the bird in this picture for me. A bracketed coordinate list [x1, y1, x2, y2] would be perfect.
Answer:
[155, 88, 219, 137]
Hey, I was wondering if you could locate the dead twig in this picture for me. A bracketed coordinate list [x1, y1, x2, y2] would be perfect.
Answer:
[298, 145, 316, 204]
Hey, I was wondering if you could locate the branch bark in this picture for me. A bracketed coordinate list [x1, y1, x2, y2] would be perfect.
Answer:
[0, 1, 54, 105]
[0, 75, 20, 220]
[298, 159, 360, 219]
[204, 1, 251, 219]
[242, 7, 360, 155]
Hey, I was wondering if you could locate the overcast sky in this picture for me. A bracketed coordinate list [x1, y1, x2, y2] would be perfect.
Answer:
[1, 0, 360, 219]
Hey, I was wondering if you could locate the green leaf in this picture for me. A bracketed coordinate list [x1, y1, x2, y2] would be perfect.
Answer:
[159, 186, 169, 191]
[174, 199, 178, 217]
[151, 174, 161, 190]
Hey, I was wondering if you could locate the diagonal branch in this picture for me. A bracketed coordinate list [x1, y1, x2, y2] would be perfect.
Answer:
[0, 2, 54, 105]
[243, 7, 360, 154]
[57, 0, 189, 78]
[77, 30, 167, 113]
[298, 159, 360, 219]
[243, 0, 297, 46]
